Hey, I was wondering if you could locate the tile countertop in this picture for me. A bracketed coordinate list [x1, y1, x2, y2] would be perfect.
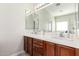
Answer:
[24, 33, 79, 49]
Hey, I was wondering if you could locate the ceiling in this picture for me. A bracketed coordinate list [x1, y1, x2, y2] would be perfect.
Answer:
[45, 3, 78, 16]
[25, 3, 51, 15]
[25, 3, 45, 13]
[25, 3, 78, 16]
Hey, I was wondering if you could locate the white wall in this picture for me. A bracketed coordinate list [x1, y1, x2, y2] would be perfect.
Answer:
[37, 9, 51, 31]
[0, 3, 26, 56]
[25, 14, 34, 29]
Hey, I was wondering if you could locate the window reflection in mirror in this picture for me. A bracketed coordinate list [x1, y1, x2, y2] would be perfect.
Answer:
[56, 21, 68, 32]
[46, 3, 78, 38]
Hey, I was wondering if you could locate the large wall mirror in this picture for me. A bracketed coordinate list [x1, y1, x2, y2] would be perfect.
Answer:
[25, 3, 78, 37]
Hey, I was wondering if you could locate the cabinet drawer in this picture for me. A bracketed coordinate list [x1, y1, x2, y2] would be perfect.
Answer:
[33, 44, 43, 48]
[33, 39, 44, 46]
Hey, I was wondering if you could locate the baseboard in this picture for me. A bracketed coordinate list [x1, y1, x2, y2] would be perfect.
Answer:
[10, 50, 25, 56]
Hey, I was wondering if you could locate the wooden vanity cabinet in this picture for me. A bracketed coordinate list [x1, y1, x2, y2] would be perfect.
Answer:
[24, 36, 77, 56]
[45, 41, 56, 56]
[56, 44, 75, 56]
[32, 38, 46, 56]
[24, 36, 33, 55]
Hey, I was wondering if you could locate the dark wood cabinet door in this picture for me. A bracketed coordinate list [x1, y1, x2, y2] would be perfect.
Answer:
[45, 41, 56, 56]
[75, 49, 79, 56]
[24, 36, 28, 53]
[24, 36, 33, 55]
[33, 38, 45, 56]
[56, 44, 75, 56]
[27, 37, 33, 55]
[33, 46, 43, 56]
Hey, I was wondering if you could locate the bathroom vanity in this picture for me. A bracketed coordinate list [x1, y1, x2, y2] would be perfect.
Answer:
[24, 34, 79, 56]
[24, 3, 79, 56]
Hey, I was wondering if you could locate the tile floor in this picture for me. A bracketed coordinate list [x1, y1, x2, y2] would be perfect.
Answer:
[18, 53, 30, 56]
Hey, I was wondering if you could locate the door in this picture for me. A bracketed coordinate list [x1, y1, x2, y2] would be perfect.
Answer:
[75, 49, 79, 56]
[24, 36, 28, 53]
[45, 41, 56, 56]
[27, 37, 33, 55]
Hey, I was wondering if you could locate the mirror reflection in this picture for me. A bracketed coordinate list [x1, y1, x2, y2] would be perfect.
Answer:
[25, 3, 78, 38]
